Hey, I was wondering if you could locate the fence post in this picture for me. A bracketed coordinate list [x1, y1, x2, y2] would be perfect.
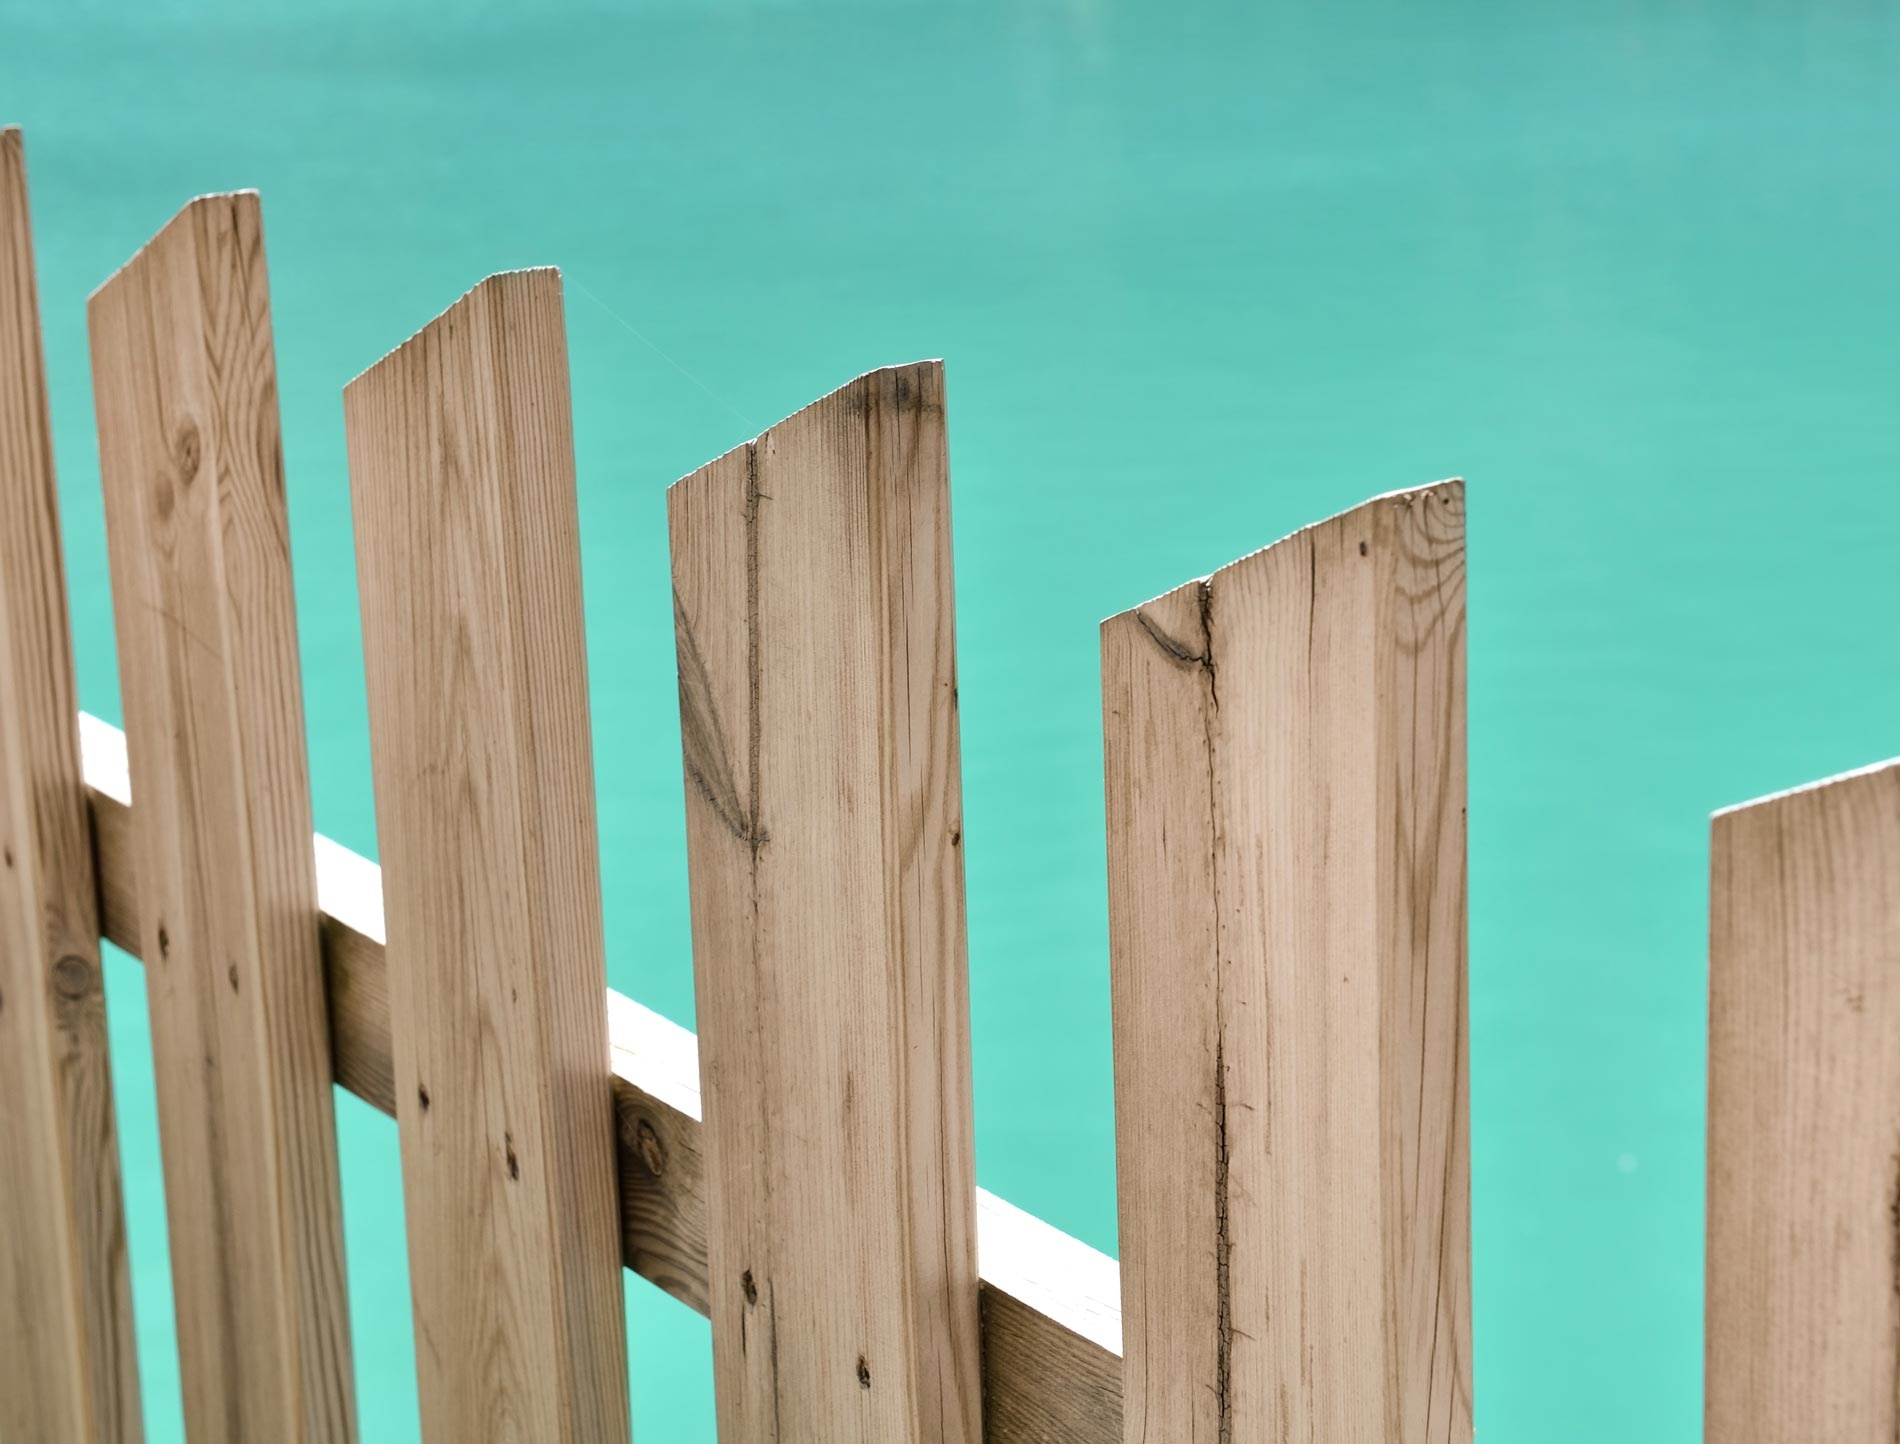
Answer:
[1706, 762, 1900, 1441]
[344, 269, 631, 1444]
[87, 191, 355, 1443]
[0, 124, 144, 1444]
[667, 362, 982, 1442]
[1101, 483, 1470, 1443]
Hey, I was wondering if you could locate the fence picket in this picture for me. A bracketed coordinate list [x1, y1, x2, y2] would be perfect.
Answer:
[87, 191, 355, 1444]
[344, 269, 631, 1444]
[0, 124, 143, 1444]
[1706, 762, 1900, 1441]
[667, 362, 983, 1442]
[1101, 483, 1470, 1443]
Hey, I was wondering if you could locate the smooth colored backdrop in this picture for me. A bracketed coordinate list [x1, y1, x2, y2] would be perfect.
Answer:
[4, 1, 1897, 1439]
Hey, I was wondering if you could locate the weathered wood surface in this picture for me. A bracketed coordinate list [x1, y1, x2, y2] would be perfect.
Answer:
[1706, 761, 1900, 1443]
[667, 362, 983, 1442]
[1102, 484, 1470, 1444]
[344, 269, 631, 1444]
[82, 711, 1123, 1442]
[0, 125, 143, 1444]
[88, 191, 355, 1444]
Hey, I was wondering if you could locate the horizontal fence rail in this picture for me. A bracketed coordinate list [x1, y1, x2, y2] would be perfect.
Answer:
[75, 713, 1127, 1443]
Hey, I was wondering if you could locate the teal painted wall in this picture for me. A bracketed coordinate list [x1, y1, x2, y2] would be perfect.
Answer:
[4, 1, 1897, 1438]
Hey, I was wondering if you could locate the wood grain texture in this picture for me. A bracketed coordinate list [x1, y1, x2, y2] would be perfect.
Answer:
[81, 709, 1123, 1442]
[1706, 761, 1900, 1443]
[668, 362, 982, 1443]
[0, 125, 143, 1444]
[1102, 483, 1470, 1444]
[87, 191, 355, 1444]
[975, 1192, 1122, 1444]
[344, 269, 631, 1444]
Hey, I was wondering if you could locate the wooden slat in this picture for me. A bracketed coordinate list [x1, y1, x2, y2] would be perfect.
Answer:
[1706, 761, 1900, 1442]
[1102, 484, 1470, 1443]
[80, 709, 1123, 1441]
[0, 125, 143, 1444]
[668, 362, 983, 1441]
[344, 269, 631, 1444]
[87, 191, 355, 1444]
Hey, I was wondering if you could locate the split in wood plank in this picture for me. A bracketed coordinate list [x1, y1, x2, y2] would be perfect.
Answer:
[1102, 483, 1470, 1444]
[667, 362, 983, 1442]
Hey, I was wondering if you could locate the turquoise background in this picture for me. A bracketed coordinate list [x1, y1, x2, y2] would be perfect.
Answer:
[5, 1, 1899, 1439]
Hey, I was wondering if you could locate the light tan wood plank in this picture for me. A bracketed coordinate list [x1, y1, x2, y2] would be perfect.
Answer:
[87, 191, 354, 1444]
[81, 709, 1122, 1442]
[0, 125, 143, 1444]
[1103, 483, 1470, 1444]
[1706, 760, 1900, 1442]
[668, 362, 982, 1442]
[344, 269, 631, 1444]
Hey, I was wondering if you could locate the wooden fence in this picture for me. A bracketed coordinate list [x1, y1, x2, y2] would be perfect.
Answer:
[0, 124, 1892, 1444]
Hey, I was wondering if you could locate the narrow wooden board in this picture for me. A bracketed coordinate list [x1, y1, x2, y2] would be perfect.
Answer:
[0, 124, 143, 1444]
[668, 362, 983, 1442]
[1706, 761, 1900, 1442]
[87, 191, 355, 1444]
[81, 708, 1122, 1442]
[344, 269, 631, 1444]
[1102, 483, 1471, 1444]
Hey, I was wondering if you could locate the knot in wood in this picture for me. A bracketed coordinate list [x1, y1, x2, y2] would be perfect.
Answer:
[634, 1118, 666, 1177]
[172, 419, 202, 486]
[51, 954, 96, 1001]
